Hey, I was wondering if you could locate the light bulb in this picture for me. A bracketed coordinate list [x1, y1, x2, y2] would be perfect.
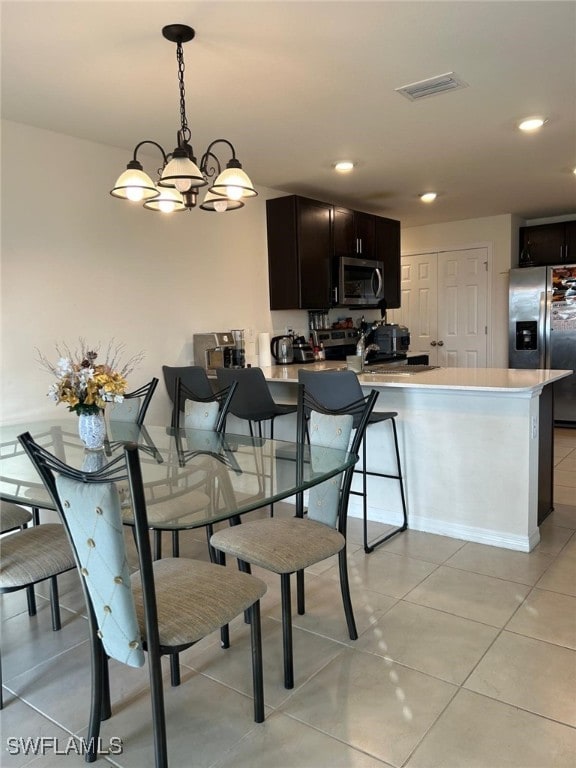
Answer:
[226, 185, 243, 201]
[175, 179, 192, 193]
[213, 199, 228, 213]
[126, 187, 145, 202]
[158, 199, 176, 213]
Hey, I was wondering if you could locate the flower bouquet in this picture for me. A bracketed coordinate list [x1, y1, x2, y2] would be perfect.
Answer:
[38, 340, 144, 449]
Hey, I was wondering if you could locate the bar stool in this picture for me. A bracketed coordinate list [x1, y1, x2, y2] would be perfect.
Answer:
[215, 367, 297, 439]
[298, 369, 408, 552]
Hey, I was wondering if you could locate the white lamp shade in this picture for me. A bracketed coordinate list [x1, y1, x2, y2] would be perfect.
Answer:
[159, 156, 207, 191]
[110, 168, 158, 201]
[210, 166, 257, 199]
[200, 189, 244, 212]
[143, 187, 186, 213]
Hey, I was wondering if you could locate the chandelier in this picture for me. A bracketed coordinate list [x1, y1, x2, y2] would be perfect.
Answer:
[110, 24, 257, 214]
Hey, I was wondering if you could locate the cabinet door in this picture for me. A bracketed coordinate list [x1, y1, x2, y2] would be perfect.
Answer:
[297, 198, 333, 309]
[333, 207, 355, 257]
[374, 216, 401, 308]
[355, 212, 375, 259]
[565, 221, 576, 263]
[521, 224, 566, 266]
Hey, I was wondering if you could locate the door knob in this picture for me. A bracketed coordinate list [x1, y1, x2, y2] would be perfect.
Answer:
[430, 340, 437, 347]
[437, 340, 444, 347]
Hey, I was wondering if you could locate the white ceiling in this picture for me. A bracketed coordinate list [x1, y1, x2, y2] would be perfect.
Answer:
[2, 0, 575, 227]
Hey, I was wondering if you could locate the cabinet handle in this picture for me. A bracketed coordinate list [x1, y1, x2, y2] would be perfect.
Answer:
[333, 286, 338, 303]
[437, 340, 444, 347]
[430, 340, 437, 347]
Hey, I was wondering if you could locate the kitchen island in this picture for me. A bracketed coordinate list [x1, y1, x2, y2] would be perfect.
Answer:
[246, 363, 572, 552]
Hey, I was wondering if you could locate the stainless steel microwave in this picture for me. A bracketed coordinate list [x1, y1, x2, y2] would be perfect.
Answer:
[337, 257, 384, 306]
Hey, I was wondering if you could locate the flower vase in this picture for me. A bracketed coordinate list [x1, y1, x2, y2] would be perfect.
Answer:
[78, 410, 106, 451]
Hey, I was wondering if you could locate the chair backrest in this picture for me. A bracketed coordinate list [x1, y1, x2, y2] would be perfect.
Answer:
[296, 383, 378, 532]
[162, 366, 214, 408]
[171, 377, 237, 432]
[215, 367, 277, 420]
[108, 378, 158, 426]
[298, 370, 366, 428]
[18, 432, 149, 669]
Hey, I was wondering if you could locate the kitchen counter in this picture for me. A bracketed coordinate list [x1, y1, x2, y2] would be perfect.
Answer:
[253, 363, 572, 552]
[260, 361, 570, 394]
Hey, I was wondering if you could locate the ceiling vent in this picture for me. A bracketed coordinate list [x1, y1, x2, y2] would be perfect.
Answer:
[395, 72, 468, 101]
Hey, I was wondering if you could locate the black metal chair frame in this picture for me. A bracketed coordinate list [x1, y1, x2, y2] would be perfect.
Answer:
[18, 433, 265, 768]
[216, 367, 298, 517]
[159, 377, 238, 560]
[298, 369, 408, 553]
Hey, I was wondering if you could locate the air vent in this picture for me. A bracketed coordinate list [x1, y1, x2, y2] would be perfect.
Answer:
[395, 72, 468, 101]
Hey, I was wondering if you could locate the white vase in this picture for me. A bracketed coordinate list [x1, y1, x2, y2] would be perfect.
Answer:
[78, 410, 106, 451]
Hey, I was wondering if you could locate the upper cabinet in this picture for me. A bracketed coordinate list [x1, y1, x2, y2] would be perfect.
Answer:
[266, 196, 333, 310]
[333, 207, 376, 259]
[267, 194, 401, 310]
[520, 220, 576, 266]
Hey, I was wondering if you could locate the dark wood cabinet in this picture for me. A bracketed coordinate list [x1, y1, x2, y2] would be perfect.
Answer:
[520, 220, 576, 266]
[267, 194, 401, 310]
[266, 195, 333, 310]
[374, 216, 401, 308]
[333, 207, 375, 259]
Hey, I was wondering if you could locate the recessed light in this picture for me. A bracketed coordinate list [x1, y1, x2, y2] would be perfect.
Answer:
[334, 161, 355, 173]
[518, 117, 547, 132]
[420, 192, 437, 203]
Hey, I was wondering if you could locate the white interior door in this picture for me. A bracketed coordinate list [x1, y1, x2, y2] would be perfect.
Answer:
[389, 247, 488, 367]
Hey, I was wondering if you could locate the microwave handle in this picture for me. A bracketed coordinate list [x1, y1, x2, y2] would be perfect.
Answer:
[372, 268, 383, 298]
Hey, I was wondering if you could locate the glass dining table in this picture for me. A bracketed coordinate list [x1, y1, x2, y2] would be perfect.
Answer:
[0, 419, 358, 532]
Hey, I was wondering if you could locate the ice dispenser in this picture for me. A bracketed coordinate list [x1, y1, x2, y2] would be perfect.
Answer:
[515, 321, 538, 351]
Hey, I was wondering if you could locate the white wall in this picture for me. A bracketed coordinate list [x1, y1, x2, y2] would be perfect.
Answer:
[400, 215, 520, 366]
[0, 120, 278, 424]
[1, 120, 520, 425]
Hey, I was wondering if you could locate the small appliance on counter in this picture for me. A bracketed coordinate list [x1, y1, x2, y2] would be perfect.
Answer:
[193, 332, 245, 371]
[270, 335, 294, 364]
[370, 324, 410, 356]
[292, 336, 315, 363]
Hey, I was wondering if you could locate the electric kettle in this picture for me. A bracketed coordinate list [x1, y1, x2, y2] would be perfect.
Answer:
[270, 335, 294, 364]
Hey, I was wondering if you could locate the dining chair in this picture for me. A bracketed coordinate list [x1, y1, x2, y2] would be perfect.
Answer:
[299, 369, 408, 552]
[215, 366, 297, 517]
[107, 377, 159, 426]
[148, 375, 238, 560]
[0, 502, 76, 709]
[210, 382, 378, 689]
[18, 432, 266, 768]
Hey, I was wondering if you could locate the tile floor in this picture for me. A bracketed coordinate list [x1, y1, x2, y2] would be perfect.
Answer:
[1, 429, 575, 768]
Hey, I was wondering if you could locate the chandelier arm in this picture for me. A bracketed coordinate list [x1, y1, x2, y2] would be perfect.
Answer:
[199, 151, 222, 180]
[203, 139, 237, 164]
[132, 140, 169, 165]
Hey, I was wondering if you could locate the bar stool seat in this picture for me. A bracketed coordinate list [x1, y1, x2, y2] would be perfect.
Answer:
[298, 369, 408, 552]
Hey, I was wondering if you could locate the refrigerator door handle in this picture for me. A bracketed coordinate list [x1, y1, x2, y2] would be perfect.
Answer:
[539, 290, 548, 368]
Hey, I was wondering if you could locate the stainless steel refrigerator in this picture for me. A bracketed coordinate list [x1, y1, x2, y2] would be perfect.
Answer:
[509, 265, 576, 425]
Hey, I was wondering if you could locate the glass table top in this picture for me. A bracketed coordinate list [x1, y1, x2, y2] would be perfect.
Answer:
[0, 418, 357, 531]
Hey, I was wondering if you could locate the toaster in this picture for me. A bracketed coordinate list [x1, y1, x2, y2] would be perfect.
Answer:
[293, 342, 315, 363]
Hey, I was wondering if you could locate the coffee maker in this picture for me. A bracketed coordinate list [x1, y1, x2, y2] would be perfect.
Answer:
[193, 332, 245, 371]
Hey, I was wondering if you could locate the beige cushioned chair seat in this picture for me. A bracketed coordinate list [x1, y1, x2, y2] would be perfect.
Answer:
[210, 518, 345, 575]
[0, 501, 33, 533]
[131, 558, 266, 647]
[0, 524, 75, 587]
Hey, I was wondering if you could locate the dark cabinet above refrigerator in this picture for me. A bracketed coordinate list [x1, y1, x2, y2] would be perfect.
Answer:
[519, 220, 576, 267]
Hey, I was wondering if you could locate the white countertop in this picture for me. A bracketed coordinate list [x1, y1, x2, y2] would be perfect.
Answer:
[260, 362, 572, 393]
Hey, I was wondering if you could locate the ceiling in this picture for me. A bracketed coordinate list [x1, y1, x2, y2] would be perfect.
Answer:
[2, 0, 575, 227]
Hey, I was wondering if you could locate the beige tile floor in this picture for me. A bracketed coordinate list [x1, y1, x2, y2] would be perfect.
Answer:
[1, 428, 575, 768]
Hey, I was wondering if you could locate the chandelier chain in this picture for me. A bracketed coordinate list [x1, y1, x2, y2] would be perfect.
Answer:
[176, 42, 190, 142]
